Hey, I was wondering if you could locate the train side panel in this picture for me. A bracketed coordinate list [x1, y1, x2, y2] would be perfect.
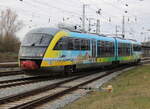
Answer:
[115, 38, 142, 64]
[132, 41, 142, 62]
[41, 31, 117, 70]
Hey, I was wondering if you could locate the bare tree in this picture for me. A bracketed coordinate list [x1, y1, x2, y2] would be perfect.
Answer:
[0, 8, 23, 36]
[0, 8, 23, 52]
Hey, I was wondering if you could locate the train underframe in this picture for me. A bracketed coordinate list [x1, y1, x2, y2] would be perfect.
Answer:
[20, 58, 141, 75]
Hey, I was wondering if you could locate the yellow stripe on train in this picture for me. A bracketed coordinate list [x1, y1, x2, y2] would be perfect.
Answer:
[41, 30, 69, 67]
[41, 60, 73, 67]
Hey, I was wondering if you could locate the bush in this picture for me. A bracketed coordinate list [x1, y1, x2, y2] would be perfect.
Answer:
[2, 34, 21, 52]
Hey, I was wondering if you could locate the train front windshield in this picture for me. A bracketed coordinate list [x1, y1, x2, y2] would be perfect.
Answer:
[19, 33, 53, 57]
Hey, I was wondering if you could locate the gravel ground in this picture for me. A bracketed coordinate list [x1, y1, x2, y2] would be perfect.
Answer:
[38, 89, 88, 109]
[0, 77, 72, 98]
[0, 74, 32, 82]
[37, 66, 135, 109]
[0, 67, 20, 72]
[0, 87, 68, 109]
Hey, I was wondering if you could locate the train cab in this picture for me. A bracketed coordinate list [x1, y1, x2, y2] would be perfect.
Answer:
[19, 28, 59, 70]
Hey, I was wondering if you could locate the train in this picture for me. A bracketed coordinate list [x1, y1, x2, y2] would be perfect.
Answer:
[19, 27, 142, 74]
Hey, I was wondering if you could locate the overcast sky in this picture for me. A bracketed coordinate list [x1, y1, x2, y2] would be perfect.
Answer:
[0, 0, 149, 42]
[83, 0, 150, 41]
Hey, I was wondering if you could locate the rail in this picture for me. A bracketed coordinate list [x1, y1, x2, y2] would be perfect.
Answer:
[0, 72, 94, 105]
[7, 65, 129, 109]
[0, 62, 18, 68]
[0, 69, 22, 77]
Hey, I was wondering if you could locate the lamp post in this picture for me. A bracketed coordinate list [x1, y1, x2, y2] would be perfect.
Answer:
[88, 18, 95, 33]
[122, 16, 125, 38]
[82, 4, 88, 33]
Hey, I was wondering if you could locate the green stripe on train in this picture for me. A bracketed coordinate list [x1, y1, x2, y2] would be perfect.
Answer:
[118, 56, 135, 61]
[97, 57, 116, 62]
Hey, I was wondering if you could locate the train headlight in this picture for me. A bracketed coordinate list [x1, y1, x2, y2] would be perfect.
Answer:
[39, 53, 43, 57]
[37, 53, 43, 57]
[19, 53, 25, 56]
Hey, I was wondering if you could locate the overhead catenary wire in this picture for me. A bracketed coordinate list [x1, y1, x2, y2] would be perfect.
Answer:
[24, 0, 82, 18]
[20, 0, 141, 39]
[22, 0, 86, 26]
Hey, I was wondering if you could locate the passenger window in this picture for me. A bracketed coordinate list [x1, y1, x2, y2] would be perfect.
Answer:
[81, 39, 90, 50]
[133, 44, 141, 51]
[54, 37, 90, 51]
[118, 43, 122, 56]
[81, 40, 86, 50]
[54, 37, 67, 50]
[67, 38, 74, 50]
[118, 43, 131, 56]
[97, 41, 101, 57]
[54, 38, 63, 50]
[87, 40, 90, 50]
[74, 39, 80, 50]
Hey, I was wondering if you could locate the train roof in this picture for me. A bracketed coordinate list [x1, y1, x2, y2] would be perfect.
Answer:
[26, 27, 141, 44]
[26, 27, 60, 36]
[69, 32, 115, 42]
[113, 37, 141, 45]
[130, 40, 141, 45]
[27, 27, 115, 42]
[114, 37, 132, 44]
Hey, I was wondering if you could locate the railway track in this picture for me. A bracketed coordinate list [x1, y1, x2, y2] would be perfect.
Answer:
[0, 72, 96, 108]
[0, 65, 130, 109]
[0, 75, 61, 89]
[0, 62, 21, 77]
[0, 69, 102, 89]
[141, 57, 150, 61]
[141, 58, 150, 64]
[0, 69, 23, 77]
[0, 62, 18, 68]
[0, 60, 149, 108]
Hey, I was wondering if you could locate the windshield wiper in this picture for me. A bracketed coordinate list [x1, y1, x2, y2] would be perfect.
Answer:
[31, 36, 44, 46]
[39, 36, 43, 44]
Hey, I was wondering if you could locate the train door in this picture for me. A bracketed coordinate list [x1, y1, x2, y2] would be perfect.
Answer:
[114, 38, 118, 61]
[91, 39, 96, 57]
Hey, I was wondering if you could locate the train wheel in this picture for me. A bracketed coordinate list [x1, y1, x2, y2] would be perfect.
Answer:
[112, 61, 119, 68]
[134, 59, 141, 65]
[64, 65, 76, 75]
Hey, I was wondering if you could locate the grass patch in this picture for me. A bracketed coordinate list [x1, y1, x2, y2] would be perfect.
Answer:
[0, 52, 18, 62]
[64, 65, 150, 109]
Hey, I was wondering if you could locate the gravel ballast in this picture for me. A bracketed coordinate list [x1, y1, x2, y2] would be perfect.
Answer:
[37, 67, 135, 109]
